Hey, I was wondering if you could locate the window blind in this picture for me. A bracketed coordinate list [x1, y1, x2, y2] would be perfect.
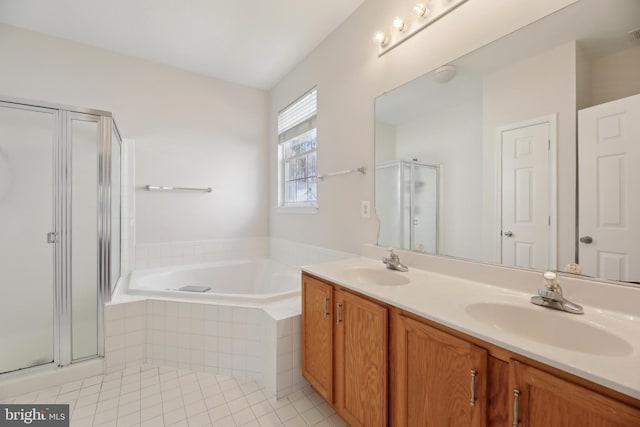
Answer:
[278, 88, 317, 135]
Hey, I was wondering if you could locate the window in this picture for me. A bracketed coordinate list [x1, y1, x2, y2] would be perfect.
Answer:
[278, 88, 318, 208]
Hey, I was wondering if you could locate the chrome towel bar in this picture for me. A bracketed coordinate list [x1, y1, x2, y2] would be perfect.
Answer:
[145, 185, 212, 193]
[318, 166, 366, 180]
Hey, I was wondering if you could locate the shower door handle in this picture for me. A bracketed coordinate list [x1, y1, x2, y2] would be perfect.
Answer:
[47, 232, 58, 244]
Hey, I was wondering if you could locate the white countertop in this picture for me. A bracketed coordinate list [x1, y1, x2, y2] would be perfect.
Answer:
[302, 256, 640, 400]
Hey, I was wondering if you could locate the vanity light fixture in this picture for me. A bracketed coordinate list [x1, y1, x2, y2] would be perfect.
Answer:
[373, 31, 389, 48]
[374, 0, 470, 57]
[412, 3, 430, 18]
[393, 16, 408, 32]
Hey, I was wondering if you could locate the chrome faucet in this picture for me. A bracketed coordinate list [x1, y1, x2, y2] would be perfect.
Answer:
[530, 271, 583, 314]
[382, 248, 409, 272]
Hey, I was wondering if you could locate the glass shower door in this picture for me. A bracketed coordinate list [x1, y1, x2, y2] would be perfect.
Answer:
[0, 103, 56, 373]
[411, 164, 439, 253]
[69, 113, 100, 361]
[376, 162, 404, 249]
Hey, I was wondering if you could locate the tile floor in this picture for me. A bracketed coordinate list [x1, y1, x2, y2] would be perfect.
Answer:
[1, 365, 346, 427]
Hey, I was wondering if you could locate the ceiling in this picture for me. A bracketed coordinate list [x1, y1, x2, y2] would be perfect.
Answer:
[0, 0, 365, 90]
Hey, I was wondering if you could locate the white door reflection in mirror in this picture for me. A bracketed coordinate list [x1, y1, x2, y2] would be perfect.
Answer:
[578, 93, 640, 282]
[500, 120, 555, 270]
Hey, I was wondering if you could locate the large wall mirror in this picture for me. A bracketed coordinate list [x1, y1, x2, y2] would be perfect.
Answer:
[375, 0, 640, 284]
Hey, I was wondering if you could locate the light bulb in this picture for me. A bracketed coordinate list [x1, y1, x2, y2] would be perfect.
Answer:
[413, 3, 430, 18]
[392, 16, 407, 32]
[373, 31, 389, 47]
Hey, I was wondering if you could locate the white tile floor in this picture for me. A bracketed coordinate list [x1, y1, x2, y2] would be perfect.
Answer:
[1, 365, 347, 427]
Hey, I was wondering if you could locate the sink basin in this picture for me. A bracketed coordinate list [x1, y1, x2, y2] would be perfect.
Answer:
[340, 266, 410, 286]
[465, 302, 633, 357]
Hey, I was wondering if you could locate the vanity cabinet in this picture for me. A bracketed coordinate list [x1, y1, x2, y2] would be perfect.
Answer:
[510, 360, 640, 427]
[391, 312, 488, 426]
[301, 273, 388, 427]
[301, 274, 334, 402]
[335, 288, 388, 427]
[301, 273, 640, 427]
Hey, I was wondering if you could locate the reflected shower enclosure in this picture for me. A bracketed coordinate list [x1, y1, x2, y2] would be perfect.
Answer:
[0, 97, 121, 374]
[376, 160, 439, 253]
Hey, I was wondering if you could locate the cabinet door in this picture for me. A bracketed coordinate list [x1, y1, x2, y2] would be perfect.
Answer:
[510, 360, 640, 427]
[391, 314, 488, 427]
[301, 275, 334, 402]
[335, 289, 388, 427]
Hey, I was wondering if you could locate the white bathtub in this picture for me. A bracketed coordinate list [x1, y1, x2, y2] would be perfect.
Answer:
[127, 258, 301, 305]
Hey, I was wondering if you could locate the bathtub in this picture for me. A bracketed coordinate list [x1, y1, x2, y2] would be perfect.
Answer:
[110, 256, 314, 397]
[127, 258, 301, 305]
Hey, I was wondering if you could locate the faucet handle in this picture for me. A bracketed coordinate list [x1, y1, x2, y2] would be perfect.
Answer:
[543, 271, 562, 293]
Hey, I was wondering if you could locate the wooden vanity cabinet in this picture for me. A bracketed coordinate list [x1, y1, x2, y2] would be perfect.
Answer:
[510, 360, 640, 427]
[335, 288, 388, 427]
[301, 274, 334, 402]
[391, 312, 488, 427]
[301, 273, 388, 427]
[301, 273, 640, 427]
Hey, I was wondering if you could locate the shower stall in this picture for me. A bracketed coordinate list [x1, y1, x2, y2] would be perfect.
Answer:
[376, 160, 440, 253]
[0, 97, 121, 374]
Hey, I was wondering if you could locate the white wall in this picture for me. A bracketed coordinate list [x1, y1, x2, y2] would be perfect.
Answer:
[590, 45, 640, 107]
[481, 41, 577, 269]
[0, 23, 269, 244]
[268, 0, 577, 254]
[374, 121, 396, 164]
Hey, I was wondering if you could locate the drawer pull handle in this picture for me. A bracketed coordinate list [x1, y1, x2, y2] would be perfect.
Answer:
[323, 297, 329, 318]
[336, 303, 343, 324]
[512, 389, 520, 427]
[470, 370, 477, 406]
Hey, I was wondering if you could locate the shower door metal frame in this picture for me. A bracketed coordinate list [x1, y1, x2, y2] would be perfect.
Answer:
[0, 96, 118, 370]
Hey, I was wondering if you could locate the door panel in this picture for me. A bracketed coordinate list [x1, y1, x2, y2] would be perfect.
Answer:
[511, 360, 640, 427]
[578, 93, 640, 282]
[0, 104, 56, 373]
[392, 314, 487, 427]
[501, 122, 551, 270]
[335, 290, 387, 427]
[301, 276, 334, 402]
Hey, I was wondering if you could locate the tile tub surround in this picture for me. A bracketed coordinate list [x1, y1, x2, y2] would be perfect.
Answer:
[111, 238, 357, 398]
[104, 301, 147, 373]
[134, 238, 270, 270]
[104, 299, 304, 400]
[268, 238, 356, 268]
[133, 237, 356, 272]
[0, 364, 347, 427]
